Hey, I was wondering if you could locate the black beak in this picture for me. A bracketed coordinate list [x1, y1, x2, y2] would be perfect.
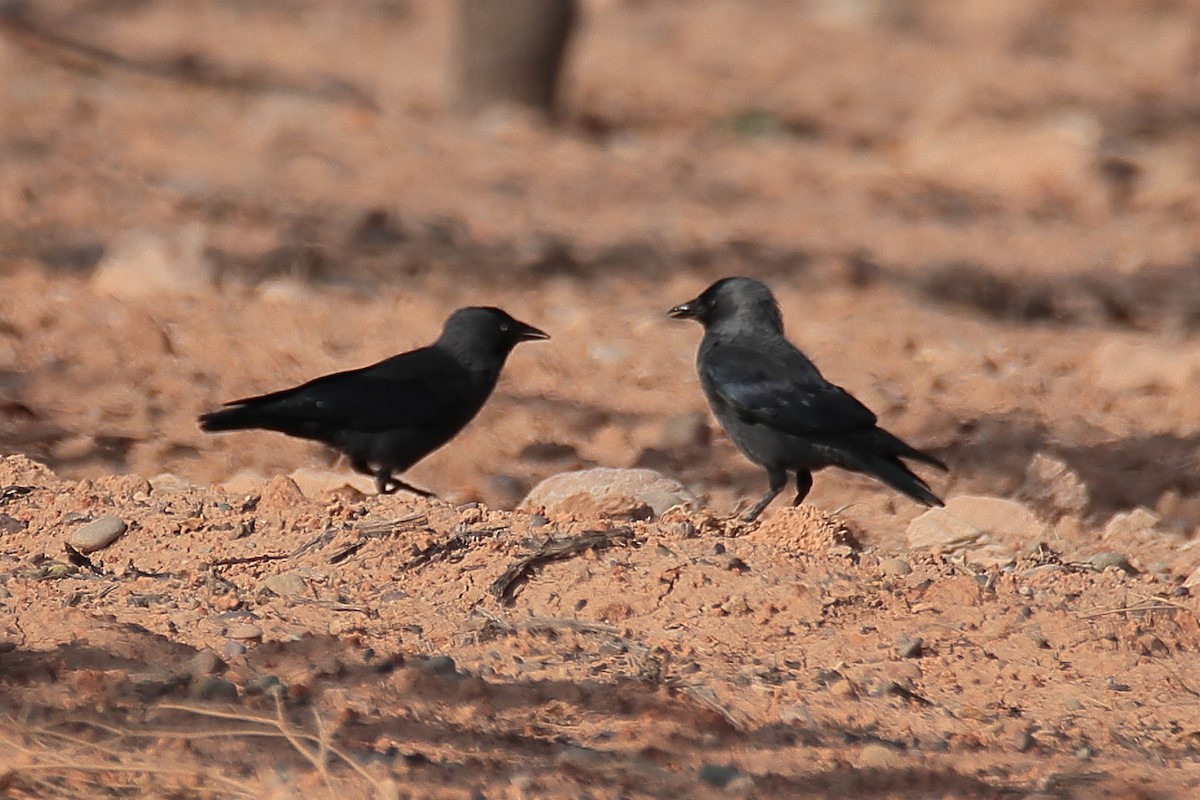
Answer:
[517, 321, 550, 342]
[668, 299, 701, 320]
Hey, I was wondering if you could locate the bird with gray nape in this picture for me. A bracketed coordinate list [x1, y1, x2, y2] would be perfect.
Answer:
[199, 307, 548, 496]
[669, 277, 946, 521]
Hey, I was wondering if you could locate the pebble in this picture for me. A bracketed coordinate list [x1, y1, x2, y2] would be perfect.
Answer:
[185, 650, 226, 678]
[1015, 729, 1037, 752]
[222, 641, 247, 659]
[725, 775, 755, 797]
[260, 572, 308, 597]
[879, 557, 912, 576]
[196, 677, 238, 703]
[519, 467, 697, 521]
[896, 636, 924, 659]
[420, 655, 461, 678]
[908, 495, 1049, 567]
[1087, 551, 1136, 575]
[244, 675, 285, 696]
[0, 514, 26, 534]
[67, 515, 128, 553]
[226, 623, 264, 641]
[698, 763, 740, 788]
[1019, 453, 1089, 518]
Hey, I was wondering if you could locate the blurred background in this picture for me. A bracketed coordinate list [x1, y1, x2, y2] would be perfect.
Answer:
[2, 0, 1200, 542]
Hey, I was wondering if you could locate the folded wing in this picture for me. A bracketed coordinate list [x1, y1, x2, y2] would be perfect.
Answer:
[702, 345, 878, 436]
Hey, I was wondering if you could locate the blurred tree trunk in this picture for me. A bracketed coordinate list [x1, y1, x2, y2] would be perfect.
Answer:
[457, 0, 577, 117]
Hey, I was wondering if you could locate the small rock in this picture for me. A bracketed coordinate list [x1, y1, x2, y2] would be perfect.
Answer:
[67, 516, 128, 554]
[149, 473, 193, 493]
[857, 743, 905, 769]
[0, 514, 27, 534]
[698, 763, 740, 788]
[1015, 729, 1037, 752]
[226, 623, 263, 641]
[1087, 551, 1137, 575]
[725, 775, 755, 797]
[519, 467, 697, 521]
[1063, 696, 1084, 711]
[1019, 453, 1089, 519]
[260, 572, 308, 597]
[879, 557, 912, 576]
[260, 475, 306, 510]
[185, 650, 226, 678]
[222, 641, 247, 659]
[657, 413, 710, 450]
[907, 508, 984, 551]
[1102, 508, 1160, 541]
[908, 495, 1049, 567]
[244, 675, 285, 696]
[420, 655, 460, 678]
[896, 636, 924, 659]
[458, 504, 484, 525]
[195, 677, 238, 703]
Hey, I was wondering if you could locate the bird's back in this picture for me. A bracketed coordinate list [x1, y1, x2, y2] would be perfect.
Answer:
[199, 344, 494, 439]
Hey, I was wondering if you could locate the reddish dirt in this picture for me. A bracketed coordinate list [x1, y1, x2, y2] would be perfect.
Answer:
[3, 1, 1200, 797]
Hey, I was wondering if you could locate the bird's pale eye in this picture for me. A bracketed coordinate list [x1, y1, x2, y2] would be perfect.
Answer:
[500, 323, 510, 332]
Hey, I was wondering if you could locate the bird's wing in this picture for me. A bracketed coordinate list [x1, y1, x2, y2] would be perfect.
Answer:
[224, 349, 468, 432]
[702, 345, 878, 435]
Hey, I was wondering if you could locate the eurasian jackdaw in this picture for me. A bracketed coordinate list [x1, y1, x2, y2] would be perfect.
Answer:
[200, 306, 548, 495]
[669, 277, 945, 520]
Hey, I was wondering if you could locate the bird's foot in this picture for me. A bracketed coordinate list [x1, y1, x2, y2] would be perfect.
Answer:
[376, 474, 438, 499]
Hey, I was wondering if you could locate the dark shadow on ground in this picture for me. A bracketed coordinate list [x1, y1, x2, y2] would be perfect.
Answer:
[940, 412, 1200, 528]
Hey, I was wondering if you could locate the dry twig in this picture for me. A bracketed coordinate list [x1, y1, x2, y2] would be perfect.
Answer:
[489, 527, 640, 605]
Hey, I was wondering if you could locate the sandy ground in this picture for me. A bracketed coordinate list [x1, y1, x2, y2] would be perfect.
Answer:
[4, 1, 1200, 797]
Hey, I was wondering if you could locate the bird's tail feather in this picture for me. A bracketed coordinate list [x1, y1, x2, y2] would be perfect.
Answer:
[841, 450, 944, 507]
[864, 428, 948, 472]
[198, 405, 262, 432]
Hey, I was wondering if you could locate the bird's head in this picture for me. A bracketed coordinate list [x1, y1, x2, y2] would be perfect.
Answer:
[439, 307, 549, 363]
[668, 277, 784, 333]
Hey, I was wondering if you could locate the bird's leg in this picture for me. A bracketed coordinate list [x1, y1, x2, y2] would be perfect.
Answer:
[743, 468, 787, 522]
[792, 471, 813, 506]
[350, 458, 374, 477]
[389, 478, 438, 499]
[374, 468, 438, 499]
[374, 470, 398, 494]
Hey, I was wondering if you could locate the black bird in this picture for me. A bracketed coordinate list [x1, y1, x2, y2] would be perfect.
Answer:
[199, 307, 548, 496]
[669, 277, 946, 521]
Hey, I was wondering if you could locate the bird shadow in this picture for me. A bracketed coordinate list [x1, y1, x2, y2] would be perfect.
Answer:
[939, 411, 1200, 528]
